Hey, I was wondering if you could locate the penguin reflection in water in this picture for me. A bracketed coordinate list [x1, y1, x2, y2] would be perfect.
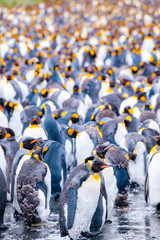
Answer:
[59, 156, 112, 240]
[16, 146, 51, 226]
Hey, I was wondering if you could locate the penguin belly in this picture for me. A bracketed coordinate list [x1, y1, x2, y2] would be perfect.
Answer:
[103, 167, 118, 219]
[9, 111, 23, 140]
[114, 123, 128, 146]
[36, 165, 51, 221]
[129, 142, 146, 186]
[0, 168, 7, 229]
[148, 153, 160, 206]
[76, 132, 94, 165]
[0, 111, 8, 128]
[67, 175, 101, 240]
[0, 146, 7, 181]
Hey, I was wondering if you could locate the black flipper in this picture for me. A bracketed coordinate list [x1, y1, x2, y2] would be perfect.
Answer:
[144, 172, 149, 203]
[67, 188, 77, 230]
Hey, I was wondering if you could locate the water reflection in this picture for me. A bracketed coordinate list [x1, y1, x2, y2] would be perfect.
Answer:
[1, 189, 160, 240]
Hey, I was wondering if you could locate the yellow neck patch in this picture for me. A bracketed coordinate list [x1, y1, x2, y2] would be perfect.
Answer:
[92, 173, 100, 181]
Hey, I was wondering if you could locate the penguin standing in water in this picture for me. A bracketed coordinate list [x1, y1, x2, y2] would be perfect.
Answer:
[0, 167, 8, 230]
[59, 156, 110, 240]
[145, 151, 160, 211]
[11, 137, 42, 216]
[93, 142, 130, 206]
[120, 132, 147, 189]
[16, 146, 51, 226]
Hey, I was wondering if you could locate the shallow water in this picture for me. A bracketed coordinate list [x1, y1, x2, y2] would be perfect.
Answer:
[1, 190, 160, 240]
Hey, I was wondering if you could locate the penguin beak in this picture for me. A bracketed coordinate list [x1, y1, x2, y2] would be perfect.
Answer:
[100, 164, 111, 169]
[104, 146, 111, 151]
[0, 105, 3, 112]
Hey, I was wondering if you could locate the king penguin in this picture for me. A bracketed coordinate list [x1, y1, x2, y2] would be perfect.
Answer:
[59, 156, 110, 240]
[0, 168, 8, 230]
[11, 137, 42, 217]
[16, 146, 51, 226]
[93, 142, 130, 206]
[120, 132, 147, 189]
[145, 151, 160, 211]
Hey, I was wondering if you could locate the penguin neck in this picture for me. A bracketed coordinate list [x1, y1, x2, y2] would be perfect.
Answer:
[85, 163, 100, 180]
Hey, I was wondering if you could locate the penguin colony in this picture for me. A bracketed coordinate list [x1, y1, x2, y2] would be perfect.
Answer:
[0, 0, 160, 238]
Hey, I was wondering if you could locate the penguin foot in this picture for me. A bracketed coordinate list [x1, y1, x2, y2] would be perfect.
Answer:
[0, 224, 9, 231]
[105, 219, 112, 224]
[81, 230, 102, 238]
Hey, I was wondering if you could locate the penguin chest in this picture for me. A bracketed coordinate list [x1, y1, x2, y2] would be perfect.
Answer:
[23, 125, 48, 140]
[103, 167, 118, 218]
[68, 175, 101, 239]
[129, 142, 146, 185]
[76, 132, 94, 165]
[0, 146, 7, 180]
[148, 153, 160, 206]
[0, 81, 16, 100]
[114, 123, 128, 145]
[36, 165, 51, 221]
[0, 111, 8, 128]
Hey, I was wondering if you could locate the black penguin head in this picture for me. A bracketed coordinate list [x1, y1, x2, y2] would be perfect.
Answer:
[138, 92, 147, 102]
[131, 65, 139, 74]
[5, 128, 15, 138]
[67, 124, 82, 138]
[122, 106, 133, 115]
[40, 88, 49, 98]
[124, 115, 132, 128]
[84, 156, 109, 173]
[70, 113, 79, 124]
[72, 84, 81, 94]
[93, 142, 111, 159]
[4, 100, 14, 114]
[142, 104, 153, 111]
[19, 137, 40, 150]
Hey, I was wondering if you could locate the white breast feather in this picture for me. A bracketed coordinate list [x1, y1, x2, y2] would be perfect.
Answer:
[68, 175, 101, 240]
[148, 152, 160, 206]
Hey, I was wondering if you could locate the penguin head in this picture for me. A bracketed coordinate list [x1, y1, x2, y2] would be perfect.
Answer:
[127, 137, 137, 161]
[122, 106, 133, 115]
[142, 104, 153, 111]
[5, 127, 15, 138]
[93, 142, 111, 159]
[72, 84, 81, 94]
[152, 136, 160, 146]
[29, 116, 41, 125]
[19, 137, 40, 150]
[70, 112, 79, 124]
[4, 100, 14, 114]
[138, 92, 147, 102]
[67, 124, 83, 138]
[84, 156, 110, 173]
[124, 115, 132, 128]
